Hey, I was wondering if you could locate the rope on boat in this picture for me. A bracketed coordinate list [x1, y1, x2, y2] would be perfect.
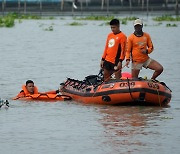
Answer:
[157, 88, 161, 107]
[159, 81, 172, 92]
[150, 79, 161, 106]
[127, 77, 137, 102]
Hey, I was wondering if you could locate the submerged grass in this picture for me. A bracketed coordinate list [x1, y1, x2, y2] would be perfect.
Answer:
[73, 15, 115, 21]
[74, 15, 137, 26]
[0, 16, 15, 27]
[166, 23, 178, 27]
[1, 13, 179, 28]
[67, 21, 86, 26]
[44, 25, 54, 31]
[152, 15, 179, 27]
[0, 13, 42, 27]
[5, 12, 41, 20]
[153, 15, 180, 21]
[74, 15, 137, 21]
[74, 15, 137, 23]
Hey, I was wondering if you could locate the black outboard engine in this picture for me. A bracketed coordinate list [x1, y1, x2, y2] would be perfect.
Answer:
[83, 69, 104, 86]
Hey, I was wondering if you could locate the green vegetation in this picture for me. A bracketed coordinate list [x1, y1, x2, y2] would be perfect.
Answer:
[1, 13, 179, 28]
[74, 16, 115, 21]
[74, 15, 137, 26]
[98, 22, 109, 26]
[153, 15, 180, 21]
[74, 16, 137, 21]
[0, 16, 15, 27]
[0, 13, 41, 27]
[5, 12, 41, 20]
[161, 116, 173, 120]
[49, 16, 55, 20]
[121, 19, 127, 25]
[44, 25, 53, 31]
[154, 22, 163, 26]
[166, 23, 177, 27]
[122, 16, 137, 21]
[67, 21, 85, 26]
[18, 14, 41, 20]
[120, 17, 137, 25]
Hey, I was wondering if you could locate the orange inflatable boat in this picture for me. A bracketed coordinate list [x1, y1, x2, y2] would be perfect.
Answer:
[60, 73, 172, 106]
[13, 93, 71, 101]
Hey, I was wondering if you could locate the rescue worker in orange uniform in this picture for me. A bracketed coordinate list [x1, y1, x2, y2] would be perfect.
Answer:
[100, 19, 127, 81]
[125, 19, 163, 80]
[14, 80, 59, 99]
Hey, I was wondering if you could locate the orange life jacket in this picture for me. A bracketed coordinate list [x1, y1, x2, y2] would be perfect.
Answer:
[22, 85, 39, 96]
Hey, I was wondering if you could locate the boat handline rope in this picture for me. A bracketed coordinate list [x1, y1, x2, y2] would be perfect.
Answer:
[127, 78, 137, 102]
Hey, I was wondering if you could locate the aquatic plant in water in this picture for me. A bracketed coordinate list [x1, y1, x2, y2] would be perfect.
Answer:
[68, 22, 85, 26]
[0, 13, 42, 28]
[44, 25, 54, 31]
[5, 13, 41, 20]
[0, 16, 15, 27]
[121, 19, 127, 25]
[122, 16, 137, 21]
[153, 15, 180, 21]
[99, 22, 109, 26]
[74, 16, 115, 21]
[120, 17, 137, 25]
[166, 23, 178, 27]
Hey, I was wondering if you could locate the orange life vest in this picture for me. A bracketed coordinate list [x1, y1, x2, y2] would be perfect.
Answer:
[22, 85, 39, 96]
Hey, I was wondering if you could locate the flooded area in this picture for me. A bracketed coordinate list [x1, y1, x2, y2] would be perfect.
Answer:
[0, 16, 180, 154]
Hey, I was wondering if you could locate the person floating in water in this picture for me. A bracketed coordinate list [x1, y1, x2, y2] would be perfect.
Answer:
[13, 80, 60, 99]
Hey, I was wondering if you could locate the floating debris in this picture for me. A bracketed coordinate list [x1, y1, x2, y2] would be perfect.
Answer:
[44, 25, 54, 31]
[0, 99, 9, 108]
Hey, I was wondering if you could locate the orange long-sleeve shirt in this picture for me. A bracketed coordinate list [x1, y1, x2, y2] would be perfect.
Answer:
[126, 32, 154, 63]
[102, 32, 127, 64]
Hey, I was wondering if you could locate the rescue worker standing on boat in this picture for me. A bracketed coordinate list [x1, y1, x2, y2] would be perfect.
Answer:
[100, 19, 127, 81]
[125, 19, 163, 80]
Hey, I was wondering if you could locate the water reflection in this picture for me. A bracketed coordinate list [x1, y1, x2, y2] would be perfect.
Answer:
[98, 106, 168, 153]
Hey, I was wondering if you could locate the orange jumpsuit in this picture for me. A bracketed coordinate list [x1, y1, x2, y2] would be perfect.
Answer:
[102, 32, 127, 64]
[126, 32, 154, 63]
